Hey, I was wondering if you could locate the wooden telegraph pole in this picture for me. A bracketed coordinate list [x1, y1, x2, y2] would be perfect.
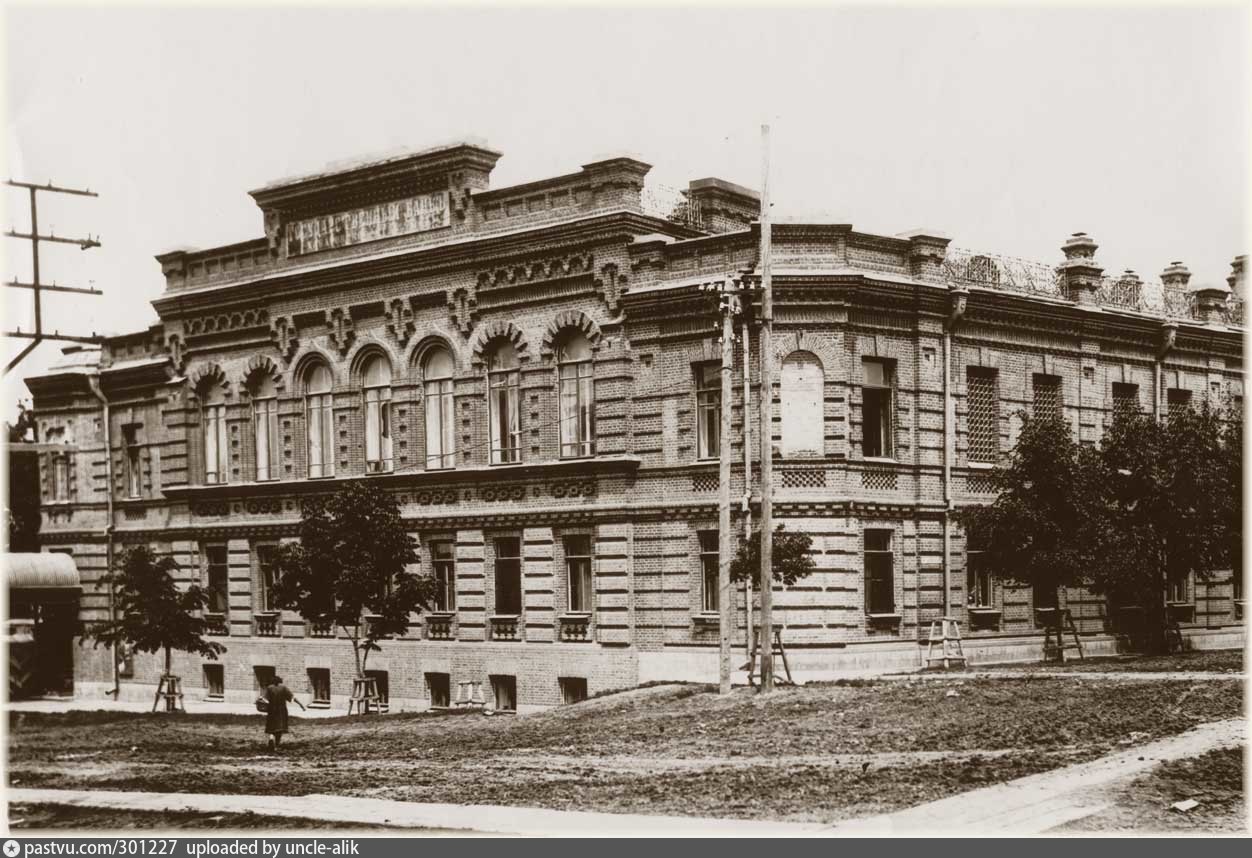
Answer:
[758, 124, 775, 693]
[718, 280, 737, 695]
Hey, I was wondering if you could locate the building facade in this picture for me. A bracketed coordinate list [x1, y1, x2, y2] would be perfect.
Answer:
[26, 140, 1246, 710]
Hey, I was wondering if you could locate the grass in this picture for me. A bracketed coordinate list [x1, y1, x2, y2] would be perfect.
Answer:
[969, 649, 1244, 674]
[8, 804, 407, 832]
[7, 674, 1243, 826]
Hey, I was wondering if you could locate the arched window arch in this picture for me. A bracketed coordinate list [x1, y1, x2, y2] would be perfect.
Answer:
[360, 353, 393, 473]
[200, 382, 228, 484]
[487, 340, 520, 464]
[303, 361, 335, 478]
[557, 332, 595, 457]
[781, 351, 824, 457]
[249, 374, 279, 482]
[422, 346, 456, 470]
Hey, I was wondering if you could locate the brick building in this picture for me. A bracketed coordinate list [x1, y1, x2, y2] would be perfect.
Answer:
[24, 139, 1246, 710]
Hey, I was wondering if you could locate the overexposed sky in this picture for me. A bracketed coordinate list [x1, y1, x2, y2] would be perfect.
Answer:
[2, 2, 1248, 420]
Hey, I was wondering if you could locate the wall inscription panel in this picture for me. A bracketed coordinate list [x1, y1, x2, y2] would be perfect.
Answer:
[285, 191, 450, 256]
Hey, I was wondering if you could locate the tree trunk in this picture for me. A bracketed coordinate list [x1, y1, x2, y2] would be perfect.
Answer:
[164, 646, 171, 677]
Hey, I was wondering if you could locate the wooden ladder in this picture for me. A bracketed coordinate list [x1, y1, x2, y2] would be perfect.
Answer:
[925, 617, 967, 670]
[152, 674, 185, 713]
[1042, 608, 1084, 662]
[347, 675, 382, 715]
[743, 627, 795, 688]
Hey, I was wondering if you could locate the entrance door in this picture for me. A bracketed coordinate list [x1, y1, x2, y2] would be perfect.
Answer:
[34, 602, 76, 696]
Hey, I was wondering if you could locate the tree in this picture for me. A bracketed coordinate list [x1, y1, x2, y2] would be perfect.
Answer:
[86, 545, 226, 682]
[958, 413, 1107, 610]
[1092, 400, 1235, 653]
[730, 523, 817, 587]
[271, 481, 437, 679]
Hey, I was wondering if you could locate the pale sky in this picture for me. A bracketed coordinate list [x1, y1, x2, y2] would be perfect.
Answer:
[2, 2, 1248, 421]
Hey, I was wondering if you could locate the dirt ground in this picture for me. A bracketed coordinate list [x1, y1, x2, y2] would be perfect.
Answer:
[8, 804, 405, 832]
[1056, 747, 1247, 834]
[969, 649, 1245, 674]
[7, 673, 1244, 826]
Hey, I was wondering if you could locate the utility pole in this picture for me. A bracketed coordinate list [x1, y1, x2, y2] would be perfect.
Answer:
[718, 280, 738, 695]
[4, 179, 103, 376]
[758, 124, 775, 693]
[742, 293, 754, 663]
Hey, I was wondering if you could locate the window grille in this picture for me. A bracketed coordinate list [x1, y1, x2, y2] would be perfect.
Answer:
[1167, 388, 1192, 420]
[1032, 374, 1062, 423]
[699, 530, 719, 613]
[967, 369, 999, 463]
[1111, 382, 1140, 418]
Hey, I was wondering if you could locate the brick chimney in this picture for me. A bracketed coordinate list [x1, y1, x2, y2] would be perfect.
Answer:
[1059, 233, 1103, 305]
[1190, 281, 1232, 324]
[1227, 255, 1247, 300]
[1161, 260, 1192, 290]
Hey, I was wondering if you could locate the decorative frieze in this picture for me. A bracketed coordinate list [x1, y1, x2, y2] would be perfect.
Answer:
[325, 308, 355, 356]
[385, 298, 417, 347]
[269, 316, 298, 363]
[184, 308, 268, 337]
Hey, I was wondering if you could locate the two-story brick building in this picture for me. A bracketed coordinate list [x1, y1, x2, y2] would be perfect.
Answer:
[24, 139, 1246, 710]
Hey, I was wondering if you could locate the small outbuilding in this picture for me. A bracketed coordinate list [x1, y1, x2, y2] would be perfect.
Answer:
[5, 552, 81, 698]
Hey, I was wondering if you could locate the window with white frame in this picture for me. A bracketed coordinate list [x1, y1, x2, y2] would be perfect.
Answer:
[1167, 574, 1189, 604]
[558, 333, 595, 458]
[695, 363, 721, 460]
[251, 375, 279, 482]
[304, 363, 335, 478]
[864, 529, 895, 614]
[423, 347, 456, 470]
[565, 535, 594, 613]
[487, 341, 521, 464]
[201, 384, 228, 485]
[431, 540, 456, 612]
[699, 529, 719, 613]
[781, 351, 824, 457]
[862, 359, 895, 458]
[361, 354, 393, 473]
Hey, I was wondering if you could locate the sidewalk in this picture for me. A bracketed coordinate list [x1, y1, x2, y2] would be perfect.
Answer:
[6, 789, 823, 837]
[829, 717, 1247, 835]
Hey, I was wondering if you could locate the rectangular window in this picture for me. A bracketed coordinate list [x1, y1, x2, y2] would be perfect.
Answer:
[205, 545, 229, 615]
[864, 529, 895, 615]
[256, 544, 279, 613]
[253, 398, 279, 481]
[426, 672, 451, 709]
[490, 674, 517, 712]
[489, 370, 521, 464]
[559, 677, 588, 705]
[364, 388, 393, 472]
[1167, 576, 1189, 604]
[699, 529, 719, 613]
[431, 540, 456, 612]
[365, 669, 389, 713]
[1168, 388, 1192, 420]
[306, 394, 335, 478]
[967, 369, 1000, 464]
[307, 668, 331, 705]
[862, 359, 895, 458]
[1032, 374, 1063, 423]
[253, 665, 275, 693]
[559, 361, 596, 457]
[203, 664, 224, 699]
[51, 453, 69, 501]
[695, 363, 721, 460]
[425, 377, 456, 469]
[966, 531, 991, 608]
[124, 426, 142, 498]
[1034, 582, 1058, 615]
[1112, 382, 1140, 418]
[565, 535, 594, 613]
[494, 537, 522, 615]
[203, 404, 228, 484]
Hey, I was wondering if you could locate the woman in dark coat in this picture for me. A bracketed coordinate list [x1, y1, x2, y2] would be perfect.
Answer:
[265, 676, 306, 750]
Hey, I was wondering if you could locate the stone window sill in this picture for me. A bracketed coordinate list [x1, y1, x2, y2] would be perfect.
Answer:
[691, 612, 720, 625]
[867, 612, 902, 624]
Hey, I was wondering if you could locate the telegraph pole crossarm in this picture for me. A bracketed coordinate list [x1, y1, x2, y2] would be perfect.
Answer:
[6, 279, 103, 295]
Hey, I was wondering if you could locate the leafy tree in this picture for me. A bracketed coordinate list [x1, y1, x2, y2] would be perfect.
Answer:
[958, 413, 1106, 608]
[271, 481, 436, 678]
[1093, 400, 1234, 653]
[730, 523, 817, 587]
[86, 545, 226, 681]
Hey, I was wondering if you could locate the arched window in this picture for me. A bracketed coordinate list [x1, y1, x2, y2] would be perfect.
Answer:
[487, 341, 520, 464]
[361, 354, 393, 473]
[250, 374, 279, 482]
[200, 383, 228, 484]
[558, 333, 594, 457]
[781, 351, 824, 457]
[304, 362, 334, 478]
[423, 347, 456, 470]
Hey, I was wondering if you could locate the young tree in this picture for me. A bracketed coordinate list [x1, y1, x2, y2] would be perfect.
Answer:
[730, 523, 817, 587]
[1093, 400, 1234, 653]
[86, 546, 226, 684]
[271, 481, 437, 679]
[957, 413, 1106, 610]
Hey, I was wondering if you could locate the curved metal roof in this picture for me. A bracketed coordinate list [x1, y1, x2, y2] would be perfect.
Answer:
[3, 553, 80, 589]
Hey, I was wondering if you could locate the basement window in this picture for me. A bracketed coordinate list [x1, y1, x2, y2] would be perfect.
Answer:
[307, 668, 331, 707]
[490, 674, 517, 713]
[203, 664, 224, 700]
[426, 672, 451, 709]
[559, 677, 588, 705]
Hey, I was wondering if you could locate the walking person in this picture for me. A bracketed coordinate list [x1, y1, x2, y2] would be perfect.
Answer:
[263, 675, 306, 751]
